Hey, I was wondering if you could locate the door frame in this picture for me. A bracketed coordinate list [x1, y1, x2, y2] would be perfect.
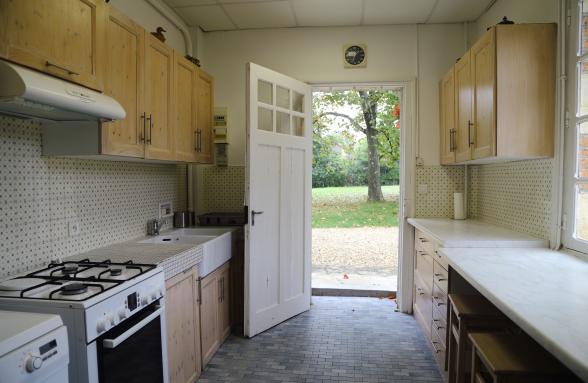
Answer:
[311, 80, 417, 313]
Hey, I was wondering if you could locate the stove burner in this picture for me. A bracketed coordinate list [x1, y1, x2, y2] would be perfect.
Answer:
[109, 268, 122, 276]
[61, 283, 88, 296]
[62, 265, 78, 274]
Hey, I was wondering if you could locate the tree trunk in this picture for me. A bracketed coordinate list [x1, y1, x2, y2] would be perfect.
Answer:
[359, 91, 384, 201]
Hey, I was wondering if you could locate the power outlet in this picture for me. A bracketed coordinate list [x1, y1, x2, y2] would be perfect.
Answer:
[68, 220, 81, 237]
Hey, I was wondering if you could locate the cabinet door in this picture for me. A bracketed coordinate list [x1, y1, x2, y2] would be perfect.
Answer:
[196, 69, 214, 164]
[440, 68, 456, 165]
[471, 28, 496, 160]
[0, 0, 105, 91]
[173, 53, 199, 162]
[218, 262, 231, 342]
[165, 268, 199, 383]
[101, 7, 145, 158]
[199, 271, 219, 366]
[454, 51, 473, 163]
[145, 34, 175, 161]
[192, 269, 202, 381]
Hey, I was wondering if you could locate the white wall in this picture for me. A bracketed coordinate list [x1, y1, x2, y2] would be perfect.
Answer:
[201, 24, 465, 166]
[468, 0, 558, 45]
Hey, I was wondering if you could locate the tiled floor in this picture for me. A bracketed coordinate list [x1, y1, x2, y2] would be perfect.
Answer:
[198, 296, 443, 383]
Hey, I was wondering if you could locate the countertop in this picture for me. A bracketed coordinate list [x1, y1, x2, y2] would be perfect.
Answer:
[440, 247, 588, 381]
[407, 218, 548, 248]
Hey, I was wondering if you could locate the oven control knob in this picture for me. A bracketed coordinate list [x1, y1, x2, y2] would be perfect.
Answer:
[150, 290, 159, 300]
[25, 355, 42, 373]
[107, 312, 117, 326]
[96, 318, 110, 333]
[118, 308, 129, 320]
[141, 295, 151, 306]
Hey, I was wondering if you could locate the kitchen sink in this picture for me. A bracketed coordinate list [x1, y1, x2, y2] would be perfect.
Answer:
[138, 235, 216, 245]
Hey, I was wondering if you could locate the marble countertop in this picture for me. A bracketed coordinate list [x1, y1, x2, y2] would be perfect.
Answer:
[407, 218, 548, 248]
[440, 247, 588, 381]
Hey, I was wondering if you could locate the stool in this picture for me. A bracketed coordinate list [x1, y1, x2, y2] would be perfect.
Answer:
[447, 294, 511, 383]
[469, 332, 580, 383]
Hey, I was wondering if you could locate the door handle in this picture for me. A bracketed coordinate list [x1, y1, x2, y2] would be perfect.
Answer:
[251, 210, 264, 226]
[468, 120, 474, 146]
[140, 112, 146, 143]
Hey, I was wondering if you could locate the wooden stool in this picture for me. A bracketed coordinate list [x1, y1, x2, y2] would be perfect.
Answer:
[448, 294, 511, 383]
[468, 332, 580, 383]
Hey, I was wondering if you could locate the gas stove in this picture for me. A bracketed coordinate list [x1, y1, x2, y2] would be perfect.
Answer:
[0, 258, 168, 383]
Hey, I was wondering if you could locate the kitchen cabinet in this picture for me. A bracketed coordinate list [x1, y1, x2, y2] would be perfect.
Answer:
[439, 68, 456, 165]
[199, 260, 232, 367]
[102, 6, 145, 158]
[165, 266, 202, 383]
[439, 24, 556, 165]
[173, 53, 199, 162]
[0, 0, 105, 91]
[196, 69, 214, 163]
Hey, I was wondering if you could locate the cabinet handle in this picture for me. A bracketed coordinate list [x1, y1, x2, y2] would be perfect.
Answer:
[197, 280, 202, 305]
[431, 341, 442, 354]
[418, 237, 428, 243]
[140, 112, 146, 143]
[218, 279, 222, 303]
[416, 287, 424, 296]
[194, 131, 198, 151]
[146, 114, 153, 144]
[45, 61, 79, 76]
[433, 319, 445, 330]
[468, 120, 474, 146]
[433, 297, 446, 306]
[197, 129, 202, 152]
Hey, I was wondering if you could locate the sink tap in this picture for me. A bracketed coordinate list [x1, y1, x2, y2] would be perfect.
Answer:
[147, 218, 162, 236]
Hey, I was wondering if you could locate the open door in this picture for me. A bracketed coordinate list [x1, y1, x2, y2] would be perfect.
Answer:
[244, 63, 312, 337]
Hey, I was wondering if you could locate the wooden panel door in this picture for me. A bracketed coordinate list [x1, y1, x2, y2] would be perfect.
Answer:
[440, 68, 456, 165]
[196, 69, 214, 163]
[173, 53, 198, 162]
[199, 271, 219, 366]
[101, 7, 145, 158]
[218, 262, 232, 342]
[471, 28, 496, 160]
[165, 268, 199, 383]
[145, 34, 174, 161]
[454, 51, 473, 163]
[0, 0, 105, 91]
[192, 268, 202, 381]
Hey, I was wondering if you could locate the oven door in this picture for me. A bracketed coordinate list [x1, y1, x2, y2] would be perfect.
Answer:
[96, 301, 168, 383]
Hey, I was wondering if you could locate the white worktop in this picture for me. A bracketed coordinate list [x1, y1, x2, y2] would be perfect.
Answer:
[407, 218, 548, 248]
[440, 247, 588, 381]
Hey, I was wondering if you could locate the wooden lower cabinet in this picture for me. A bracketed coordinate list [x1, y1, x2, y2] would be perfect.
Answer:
[165, 266, 202, 383]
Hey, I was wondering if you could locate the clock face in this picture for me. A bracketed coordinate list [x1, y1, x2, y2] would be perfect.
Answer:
[344, 45, 366, 66]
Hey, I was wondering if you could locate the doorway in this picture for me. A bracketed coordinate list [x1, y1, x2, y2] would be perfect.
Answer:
[311, 85, 403, 296]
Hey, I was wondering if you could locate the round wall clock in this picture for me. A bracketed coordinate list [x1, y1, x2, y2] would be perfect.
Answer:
[343, 44, 367, 68]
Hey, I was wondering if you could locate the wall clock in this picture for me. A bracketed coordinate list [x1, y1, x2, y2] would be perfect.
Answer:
[343, 44, 367, 68]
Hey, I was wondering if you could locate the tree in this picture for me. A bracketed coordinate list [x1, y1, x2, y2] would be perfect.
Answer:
[313, 90, 400, 201]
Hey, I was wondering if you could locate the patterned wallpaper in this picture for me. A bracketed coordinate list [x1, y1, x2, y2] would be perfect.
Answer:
[196, 165, 244, 214]
[415, 166, 465, 217]
[468, 159, 553, 240]
[0, 116, 186, 278]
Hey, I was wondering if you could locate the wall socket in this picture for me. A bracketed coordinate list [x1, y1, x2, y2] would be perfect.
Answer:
[68, 220, 81, 237]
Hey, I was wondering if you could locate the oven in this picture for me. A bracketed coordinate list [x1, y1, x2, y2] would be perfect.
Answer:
[96, 300, 168, 383]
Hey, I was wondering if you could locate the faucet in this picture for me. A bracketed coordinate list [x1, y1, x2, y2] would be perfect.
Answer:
[147, 218, 162, 236]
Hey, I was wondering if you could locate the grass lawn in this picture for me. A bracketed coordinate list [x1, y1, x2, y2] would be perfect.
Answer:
[312, 185, 399, 228]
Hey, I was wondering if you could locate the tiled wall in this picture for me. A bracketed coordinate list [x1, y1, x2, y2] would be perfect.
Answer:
[468, 159, 553, 240]
[0, 116, 186, 278]
[415, 166, 465, 217]
[196, 165, 244, 214]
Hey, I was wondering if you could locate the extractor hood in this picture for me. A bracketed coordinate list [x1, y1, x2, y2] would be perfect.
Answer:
[0, 59, 125, 122]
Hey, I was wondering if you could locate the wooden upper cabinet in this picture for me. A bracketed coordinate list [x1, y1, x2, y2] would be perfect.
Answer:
[196, 69, 214, 164]
[0, 0, 105, 91]
[454, 51, 473, 163]
[102, 7, 145, 158]
[145, 34, 175, 161]
[471, 28, 496, 160]
[440, 68, 456, 165]
[173, 53, 199, 162]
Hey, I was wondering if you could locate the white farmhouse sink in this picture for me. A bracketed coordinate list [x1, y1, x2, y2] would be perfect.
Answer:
[138, 235, 215, 246]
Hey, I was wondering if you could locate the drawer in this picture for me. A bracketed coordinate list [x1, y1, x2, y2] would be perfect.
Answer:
[433, 261, 448, 293]
[414, 273, 432, 335]
[431, 324, 447, 371]
[432, 248, 448, 270]
[432, 304, 447, 347]
[415, 250, 434, 290]
[432, 282, 448, 312]
[415, 229, 436, 255]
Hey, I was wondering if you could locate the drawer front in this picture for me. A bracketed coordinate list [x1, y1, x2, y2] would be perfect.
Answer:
[433, 261, 448, 293]
[432, 304, 447, 347]
[415, 250, 434, 290]
[415, 229, 436, 255]
[414, 273, 432, 335]
[432, 248, 448, 270]
[432, 282, 448, 314]
[431, 324, 447, 371]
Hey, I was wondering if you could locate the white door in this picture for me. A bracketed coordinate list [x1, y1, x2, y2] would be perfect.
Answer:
[244, 63, 312, 337]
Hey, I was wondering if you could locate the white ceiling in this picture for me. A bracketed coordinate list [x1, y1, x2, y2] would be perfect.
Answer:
[163, 0, 495, 32]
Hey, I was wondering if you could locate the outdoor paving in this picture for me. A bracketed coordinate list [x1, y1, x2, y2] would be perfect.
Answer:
[312, 227, 398, 291]
[197, 296, 442, 383]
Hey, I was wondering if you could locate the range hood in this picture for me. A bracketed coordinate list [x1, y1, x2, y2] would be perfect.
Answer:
[0, 59, 125, 122]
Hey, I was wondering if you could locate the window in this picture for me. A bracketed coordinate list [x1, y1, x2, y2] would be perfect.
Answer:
[565, 0, 588, 252]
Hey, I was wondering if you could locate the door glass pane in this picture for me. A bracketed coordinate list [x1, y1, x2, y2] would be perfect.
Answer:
[258, 80, 273, 104]
[293, 91, 304, 112]
[276, 112, 290, 134]
[293, 116, 304, 136]
[575, 183, 588, 241]
[578, 59, 588, 116]
[581, 0, 588, 56]
[578, 121, 588, 178]
[277, 86, 290, 109]
[258, 107, 273, 132]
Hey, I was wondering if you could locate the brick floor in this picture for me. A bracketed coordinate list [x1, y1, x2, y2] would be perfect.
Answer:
[197, 296, 443, 383]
